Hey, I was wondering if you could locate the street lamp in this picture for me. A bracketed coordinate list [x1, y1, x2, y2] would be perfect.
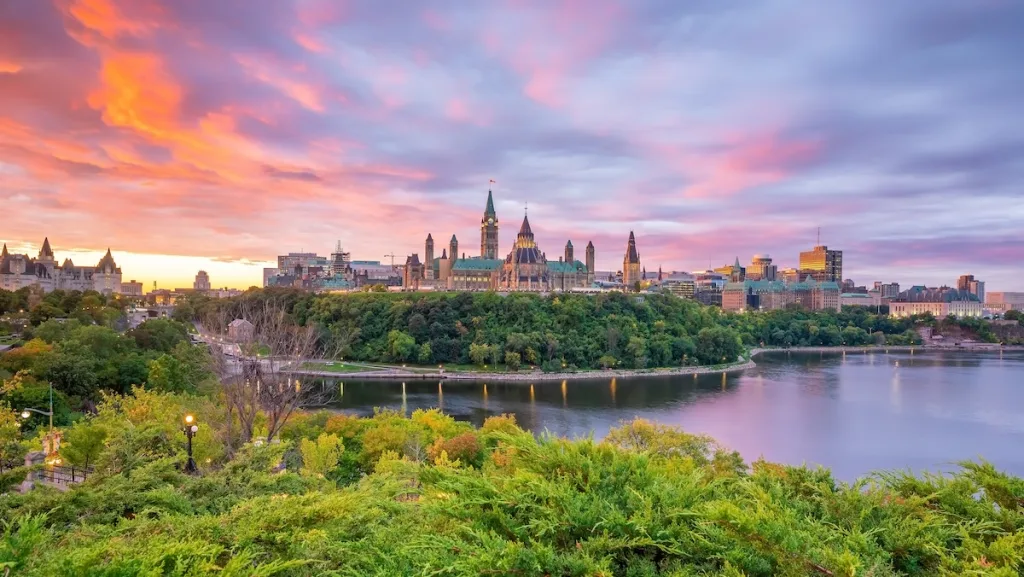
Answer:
[182, 414, 198, 474]
[21, 381, 54, 433]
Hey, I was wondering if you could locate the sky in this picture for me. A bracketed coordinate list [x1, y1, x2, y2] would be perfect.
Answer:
[1, 0, 1022, 291]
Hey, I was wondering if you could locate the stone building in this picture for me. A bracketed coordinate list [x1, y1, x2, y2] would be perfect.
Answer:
[722, 279, 841, 312]
[0, 239, 123, 295]
[415, 190, 593, 293]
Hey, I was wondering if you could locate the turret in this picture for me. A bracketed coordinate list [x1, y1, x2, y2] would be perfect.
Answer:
[565, 240, 574, 264]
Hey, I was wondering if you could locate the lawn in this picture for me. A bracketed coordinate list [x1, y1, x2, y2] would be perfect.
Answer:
[300, 362, 384, 374]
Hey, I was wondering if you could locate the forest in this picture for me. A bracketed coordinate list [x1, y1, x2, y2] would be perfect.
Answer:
[182, 289, 936, 372]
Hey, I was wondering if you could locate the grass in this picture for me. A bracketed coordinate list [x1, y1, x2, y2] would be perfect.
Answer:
[300, 362, 384, 374]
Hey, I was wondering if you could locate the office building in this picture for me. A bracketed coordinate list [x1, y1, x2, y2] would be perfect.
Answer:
[799, 244, 843, 283]
[746, 255, 777, 281]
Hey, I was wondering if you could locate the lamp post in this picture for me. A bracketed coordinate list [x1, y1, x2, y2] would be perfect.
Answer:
[182, 414, 198, 474]
[21, 381, 54, 433]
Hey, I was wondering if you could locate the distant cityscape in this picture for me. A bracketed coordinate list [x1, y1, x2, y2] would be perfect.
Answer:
[3, 189, 1022, 318]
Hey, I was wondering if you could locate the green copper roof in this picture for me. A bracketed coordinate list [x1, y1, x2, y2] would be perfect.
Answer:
[724, 280, 841, 292]
[452, 258, 504, 271]
[485, 190, 496, 216]
[547, 260, 587, 274]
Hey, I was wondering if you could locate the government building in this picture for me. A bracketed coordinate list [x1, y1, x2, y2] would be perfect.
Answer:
[405, 189, 596, 292]
[0, 238, 124, 295]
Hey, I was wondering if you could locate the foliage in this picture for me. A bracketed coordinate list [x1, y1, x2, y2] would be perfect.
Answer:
[200, 290, 752, 370]
[59, 420, 108, 470]
[0, 398, 1020, 576]
[299, 433, 344, 478]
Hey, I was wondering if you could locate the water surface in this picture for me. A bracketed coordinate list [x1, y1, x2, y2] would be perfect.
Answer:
[327, 351, 1024, 479]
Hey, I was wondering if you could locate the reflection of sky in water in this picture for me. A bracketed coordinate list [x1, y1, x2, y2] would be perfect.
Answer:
[327, 351, 1024, 480]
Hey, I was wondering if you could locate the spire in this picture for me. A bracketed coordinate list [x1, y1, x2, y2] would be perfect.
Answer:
[1, 243, 7, 259]
[441, 248, 448, 259]
[427, 233, 433, 241]
[734, 256, 741, 268]
[625, 231, 639, 264]
[484, 189, 496, 217]
[450, 234, 457, 242]
[96, 248, 117, 272]
[566, 239, 573, 248]
[587, 240, 594, 249]
[518, 213, 533, 236]
[40, 237, 53, 258]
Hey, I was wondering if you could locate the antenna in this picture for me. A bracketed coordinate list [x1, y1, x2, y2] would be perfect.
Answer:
[816, 227, 821, 246]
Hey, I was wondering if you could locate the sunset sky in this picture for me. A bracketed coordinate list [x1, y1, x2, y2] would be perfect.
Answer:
[2, 0, 1022, 290]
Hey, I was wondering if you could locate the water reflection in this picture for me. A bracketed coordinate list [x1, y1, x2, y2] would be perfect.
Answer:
[325, 351, 1024, 479]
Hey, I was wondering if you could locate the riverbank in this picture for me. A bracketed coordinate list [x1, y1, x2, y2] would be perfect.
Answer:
[290, 344, 1024, 383]
[291, 357, 758, 382]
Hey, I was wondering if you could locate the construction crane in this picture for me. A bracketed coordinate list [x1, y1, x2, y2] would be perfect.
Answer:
[384, 253, 397, 269]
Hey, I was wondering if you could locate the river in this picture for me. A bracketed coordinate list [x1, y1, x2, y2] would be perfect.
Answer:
[326, 350, 1024, 480]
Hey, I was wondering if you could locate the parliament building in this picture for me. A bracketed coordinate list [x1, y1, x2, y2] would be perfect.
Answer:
[405, 189, 596, 292]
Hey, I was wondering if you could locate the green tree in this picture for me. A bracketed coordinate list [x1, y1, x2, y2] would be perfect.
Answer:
[147, 354, 191, 393]
[695, 326, 742, 365]
[504, 351, 521, 371]
[299, 433, 344, 478]
[386, 330, 416, 363]
[469, 343, 493, 367]
[417, 342, 432, 364]
[59, 422, 108, 470]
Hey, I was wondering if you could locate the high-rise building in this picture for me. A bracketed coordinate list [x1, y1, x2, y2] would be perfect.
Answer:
[747, 255, 776, 281]
[194, 270, 211, 291]
[480, 189, 499, 260]
[622, 231, 641, 287]
[799, 245, 843, 282]
[957, 274, 985, 304]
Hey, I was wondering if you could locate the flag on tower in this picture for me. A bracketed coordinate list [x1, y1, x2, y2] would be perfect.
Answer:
[489, 179, 496, 183]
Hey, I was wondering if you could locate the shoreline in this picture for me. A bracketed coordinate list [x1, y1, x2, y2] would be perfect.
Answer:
[291, 358, 758, 382]
[289, 344, 1024, 383]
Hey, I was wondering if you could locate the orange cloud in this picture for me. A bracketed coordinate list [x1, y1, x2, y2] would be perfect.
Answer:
[0, 61, 21, 74]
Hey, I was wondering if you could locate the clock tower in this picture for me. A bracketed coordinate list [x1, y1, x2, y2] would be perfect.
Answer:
[480, 189, 499, 259]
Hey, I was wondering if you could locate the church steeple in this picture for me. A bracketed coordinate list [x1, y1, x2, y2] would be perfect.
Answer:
[1, 243, 8, 259]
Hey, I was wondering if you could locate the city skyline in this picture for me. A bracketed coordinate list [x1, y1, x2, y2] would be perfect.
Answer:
[2, 0, 1022, 289]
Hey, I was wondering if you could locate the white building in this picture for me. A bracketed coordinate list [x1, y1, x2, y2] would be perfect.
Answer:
[840, 292, 882, 308]
[0, 239, 123, 295]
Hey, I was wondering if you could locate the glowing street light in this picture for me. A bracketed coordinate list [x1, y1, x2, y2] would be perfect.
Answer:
[182, 414, 199, 473]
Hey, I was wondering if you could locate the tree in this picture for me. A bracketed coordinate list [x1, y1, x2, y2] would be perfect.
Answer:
[1004, 310, 1022, 322]
[386, 330, 416, 363]
[417, 342, 432, 364]
[60, 422, 108, 471]
[504, 351, 521, 371]
[206, 300, 336, 450]
[0, 401, 25, 473]
[299, 433, 344, 478]
[469, 343, 493, 367]
[147, 354, 191, 393]
[695, 327, 742, 365]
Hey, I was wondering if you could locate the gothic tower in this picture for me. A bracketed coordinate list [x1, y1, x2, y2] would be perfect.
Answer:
[480, 189, 499, 259]
[623, 231, 641, 288]
[586, 241, 595, 284]
[449, 235, 458, 264]
[564, 240, 574, 263]
[424, 234, 434, 280]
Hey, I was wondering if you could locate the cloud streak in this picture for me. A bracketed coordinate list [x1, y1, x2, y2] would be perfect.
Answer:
[0, 0, 1021, 289]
